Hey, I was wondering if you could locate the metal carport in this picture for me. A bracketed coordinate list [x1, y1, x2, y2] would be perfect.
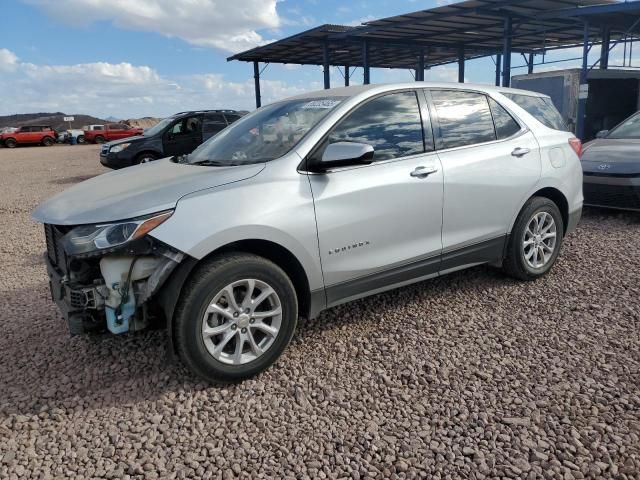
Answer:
[228, 0, 640, 139]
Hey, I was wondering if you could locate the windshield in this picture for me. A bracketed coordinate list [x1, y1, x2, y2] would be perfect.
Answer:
[186, 97, 344, 166]
[607, 113, 640, 139]
[144, 117, 174, 137]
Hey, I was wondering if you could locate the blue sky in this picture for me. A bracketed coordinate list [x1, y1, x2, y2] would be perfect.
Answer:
[0, 0, 629, 118]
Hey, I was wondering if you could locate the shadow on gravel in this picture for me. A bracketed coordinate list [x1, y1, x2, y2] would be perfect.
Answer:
[582, 206, 640, 224]
[49, 174, 99, 185]
[0, 268, 513, 417]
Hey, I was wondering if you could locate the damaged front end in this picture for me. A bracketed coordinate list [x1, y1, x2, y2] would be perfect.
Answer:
[43, 212, 185, 336]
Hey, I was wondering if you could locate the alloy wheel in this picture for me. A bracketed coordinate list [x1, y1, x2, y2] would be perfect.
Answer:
[522, 211, 557, 269]
[201, 279, 283, 365]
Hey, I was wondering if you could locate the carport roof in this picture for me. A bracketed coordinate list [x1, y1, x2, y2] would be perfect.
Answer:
[228, 0, 640, 69]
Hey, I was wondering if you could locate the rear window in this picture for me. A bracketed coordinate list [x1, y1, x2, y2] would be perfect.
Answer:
[504, 93, 566, 131]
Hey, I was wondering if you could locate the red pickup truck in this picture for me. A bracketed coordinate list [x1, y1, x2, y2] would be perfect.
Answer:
[0, 126, 57, 148]
[83, 123, 143, 144]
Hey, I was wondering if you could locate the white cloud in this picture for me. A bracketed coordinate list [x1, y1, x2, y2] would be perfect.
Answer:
[0, 49, 313, 118]
[24, 0, 280, 53]
[0, 48, 19, 72]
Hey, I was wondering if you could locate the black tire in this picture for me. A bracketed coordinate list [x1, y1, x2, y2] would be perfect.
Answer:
[94, 135, 105, 144]
[174, 253, 298, 383]
[5, 138, 17, 148]
[135, 152, 157, 164]
[77, 135, 85, 144]
[503, 196, 564, 281]
[42, 136, 54, 146]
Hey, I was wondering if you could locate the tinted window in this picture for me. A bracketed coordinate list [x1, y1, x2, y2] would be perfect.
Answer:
[172, 116, 201, 135]
[607, 113, 640, 139]
[109, 124, 128, 130]
[30, 126, 43, 132]
[504, 93, 566, 131]
[94, 125, 104, 130]
[326, 91, 425, 162]
[431, 91, 496, 149]
[203, 114, 227, 140]
[488, 98, 521, 139]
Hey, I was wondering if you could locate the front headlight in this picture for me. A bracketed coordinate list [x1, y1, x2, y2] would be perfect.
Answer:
[110, 143, 131, 153]
[62, 210, 173, 256]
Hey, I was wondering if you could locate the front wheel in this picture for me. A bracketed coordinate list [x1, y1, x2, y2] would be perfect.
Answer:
[94, 135, 105, 144]
[174, 253, 298, 383]
[4, 138, 17, 148]
[77, 135, 85, 144]
[503, 197, 564, 281]
[135, 153, 157, 164]
[42, 136, 54, 146]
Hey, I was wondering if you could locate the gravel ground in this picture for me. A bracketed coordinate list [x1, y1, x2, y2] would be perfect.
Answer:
[0, 144, 639, 480]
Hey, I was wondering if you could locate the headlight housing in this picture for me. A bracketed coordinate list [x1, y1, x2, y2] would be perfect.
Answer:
[62, 210, 173, 256]
[110, 143, 131, 153]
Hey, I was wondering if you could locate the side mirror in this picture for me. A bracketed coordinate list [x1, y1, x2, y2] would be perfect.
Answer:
[596, 130, 609, 139]
[318, 142, 374, 170]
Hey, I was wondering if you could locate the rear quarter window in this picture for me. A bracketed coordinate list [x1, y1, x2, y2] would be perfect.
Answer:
[504, 93, 567, 131]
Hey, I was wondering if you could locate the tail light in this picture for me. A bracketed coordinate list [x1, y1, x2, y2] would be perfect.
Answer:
[568, 137, 582, 158]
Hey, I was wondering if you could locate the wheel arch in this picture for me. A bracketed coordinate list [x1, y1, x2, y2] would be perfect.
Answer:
[156, 239, 316, 357]
[528, 187, 569, 236]
[135, 149, 162, 161]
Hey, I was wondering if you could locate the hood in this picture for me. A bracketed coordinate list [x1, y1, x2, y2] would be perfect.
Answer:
[33, 158, 265, 225]
[105, 135, 146, 147]
[582, 137, 640, 175]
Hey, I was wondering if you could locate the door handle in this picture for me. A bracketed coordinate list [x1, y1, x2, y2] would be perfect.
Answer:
[511, 147, 531, 158]
[410, 166, 438, 178]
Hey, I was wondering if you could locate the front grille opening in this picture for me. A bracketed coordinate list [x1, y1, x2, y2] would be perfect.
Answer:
[584, 184, 640, 209]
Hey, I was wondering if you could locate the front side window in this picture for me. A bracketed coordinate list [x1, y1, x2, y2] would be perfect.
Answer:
[431, 90, 496, 149]
[488, 98, 521, 140]
[504, 93, 566, 131]
[323, 91, 425, 162]
[187, 97, 344, 166]
[607, 113, 640, 139]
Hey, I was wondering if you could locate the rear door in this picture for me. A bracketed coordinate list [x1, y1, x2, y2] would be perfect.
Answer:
[163, 115, 203, 156]
[308, 90, 444, 306]
[426, 89, 541, 269]
[202, 113, 228, 142]
[28, 126, 42, 143]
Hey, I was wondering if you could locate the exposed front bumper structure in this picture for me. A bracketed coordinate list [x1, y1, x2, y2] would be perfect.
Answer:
[43, 223, 184, 335]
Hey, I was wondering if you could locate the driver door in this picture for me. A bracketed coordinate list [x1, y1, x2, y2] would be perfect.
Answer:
[163, 115, 203, 156]
[307, 90, 444, 306]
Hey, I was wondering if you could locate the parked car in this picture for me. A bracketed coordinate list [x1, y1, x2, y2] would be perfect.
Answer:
[84, 123, 143, 144]
[78, 125, 104, 144]
[98, 110, 244, 169]
[33, 83, 583, 383]
[57, 129, 85, 144]
[1, 125, 57, 148]
[581, 111, 640, 211]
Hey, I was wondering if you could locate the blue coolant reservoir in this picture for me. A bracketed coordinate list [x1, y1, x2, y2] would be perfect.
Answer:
[105, 285, 136, 334]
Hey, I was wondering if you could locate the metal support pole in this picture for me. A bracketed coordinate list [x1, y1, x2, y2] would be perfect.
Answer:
[495, 53, 502, 86]
[577, 21, 590, 140]
[417, 51, 425, 81]
[458, 47, 465, 83]
[344, 65, 350, 86]
[528, 53, 534, 74]
[600, 26, 611, 69]
[323, 42, 330, 89]
[363, 40, 370, 85]
[502, 16, 513, 87]
[253, 61, 261, 109]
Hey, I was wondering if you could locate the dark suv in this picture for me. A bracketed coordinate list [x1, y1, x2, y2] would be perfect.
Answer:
[99, 110, 244, 169]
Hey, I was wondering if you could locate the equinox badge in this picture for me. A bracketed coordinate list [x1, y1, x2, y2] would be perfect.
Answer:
[329, 241, 371, 255]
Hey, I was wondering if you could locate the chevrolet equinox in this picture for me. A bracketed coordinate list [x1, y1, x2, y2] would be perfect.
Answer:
[33, 83, 583, 383]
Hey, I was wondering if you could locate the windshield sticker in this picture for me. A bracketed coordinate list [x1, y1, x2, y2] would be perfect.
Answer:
[301, 99, 342, 109]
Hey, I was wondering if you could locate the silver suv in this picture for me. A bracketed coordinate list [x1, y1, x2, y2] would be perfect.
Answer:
[33, 83, 583, 382]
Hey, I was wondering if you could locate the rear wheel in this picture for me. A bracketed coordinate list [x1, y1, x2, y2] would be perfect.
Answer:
[503, 197, 564, 281]
[77, 135, 85, 144]
[94, 135, 105, 144]
[42, 136, 54, 146]
[4, 138, 17, 148]
[174, 253, 298, 383]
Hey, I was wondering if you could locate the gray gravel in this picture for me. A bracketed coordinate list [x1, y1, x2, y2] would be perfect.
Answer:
[0, 145, 639, 479]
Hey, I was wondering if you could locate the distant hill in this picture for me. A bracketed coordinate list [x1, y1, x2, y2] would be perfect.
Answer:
[0, 112, 109, 132]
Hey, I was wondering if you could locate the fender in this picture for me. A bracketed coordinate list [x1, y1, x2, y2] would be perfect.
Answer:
[507, 176, 571, 234]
